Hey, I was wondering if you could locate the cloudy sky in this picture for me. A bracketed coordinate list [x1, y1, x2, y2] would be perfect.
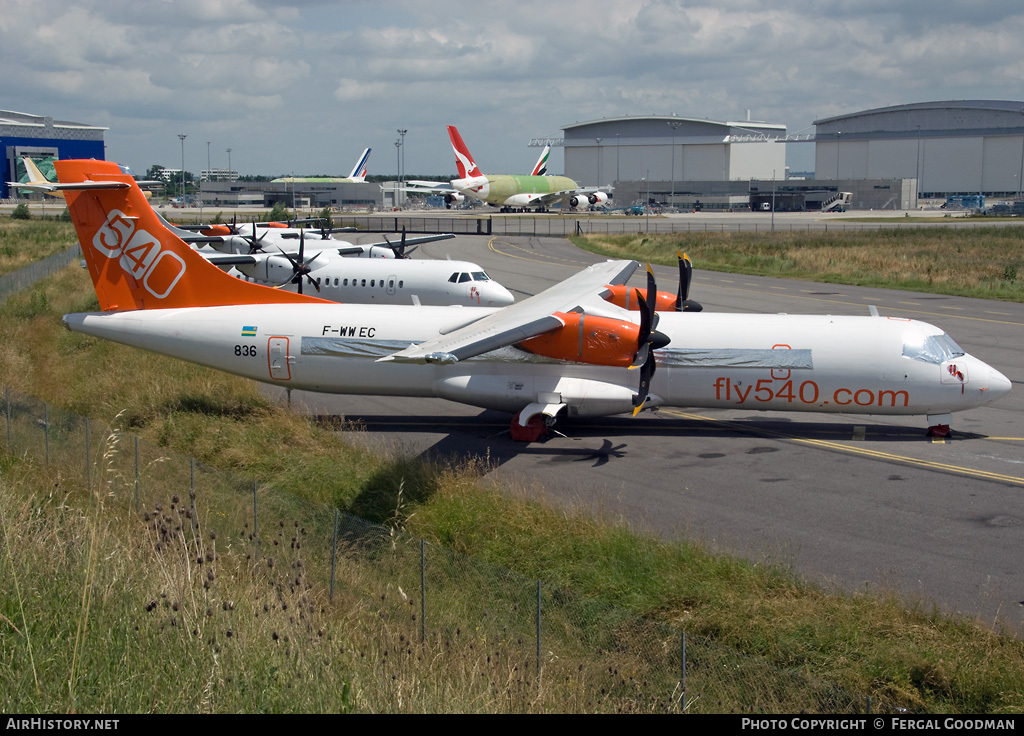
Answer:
[2, 0, 1022, 178]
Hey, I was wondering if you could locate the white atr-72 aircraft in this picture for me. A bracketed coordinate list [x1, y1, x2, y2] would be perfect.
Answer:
[55, 159, 1010, 441]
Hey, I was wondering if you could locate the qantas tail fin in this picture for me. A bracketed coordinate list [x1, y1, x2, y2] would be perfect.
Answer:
[531, 145, 550, 176]
[447, 125, 483, 179]
[54, 159, 328, 312]
[347, 148, 371, 181]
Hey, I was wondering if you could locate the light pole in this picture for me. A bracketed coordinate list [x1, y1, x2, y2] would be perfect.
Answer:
[394, 138, 401, 209]
[178, 133, 187, 203]
[771, 169, 776, 233]
[668, 121, 683, 207]
[226, 148, 232, 179]
[595, 137, 602, 187]
[206, 141, 211, 182]
[397, 127, 405, 204]
[397, 128, 407, 207]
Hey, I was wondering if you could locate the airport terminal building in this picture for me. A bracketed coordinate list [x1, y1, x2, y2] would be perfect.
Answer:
[0, 110, 106, 199]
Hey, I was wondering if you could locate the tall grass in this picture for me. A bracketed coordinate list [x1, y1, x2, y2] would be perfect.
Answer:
[0, 220, 77, 277]
[572, 227, 1024, 301]
[3, 219, 1024, 712]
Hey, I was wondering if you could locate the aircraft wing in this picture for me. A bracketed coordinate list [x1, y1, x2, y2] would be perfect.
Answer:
[197, 251, 260, 267]
[381, 259, 639, 364]
[8, 180, 131, 192]
[402, 181, 455, 195]
[527, 186, 609, 208]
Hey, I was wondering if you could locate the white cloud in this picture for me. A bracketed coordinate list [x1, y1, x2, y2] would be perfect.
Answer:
[1, 0, 1022, 175]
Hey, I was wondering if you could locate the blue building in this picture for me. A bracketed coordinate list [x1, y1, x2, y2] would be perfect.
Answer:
[1, 110, 106, 199]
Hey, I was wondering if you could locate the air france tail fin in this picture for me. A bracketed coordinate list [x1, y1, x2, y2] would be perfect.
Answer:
[447, 125, 483, 179]
[347, 148, 371, 181]
[55, 159, 328, 312]
[531, 145, 550, 176]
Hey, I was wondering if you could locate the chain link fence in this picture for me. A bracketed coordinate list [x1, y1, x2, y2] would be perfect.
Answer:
[0, 244, 81, 303]
[1, 385, 913, 713]
[317, 214, 990, 238]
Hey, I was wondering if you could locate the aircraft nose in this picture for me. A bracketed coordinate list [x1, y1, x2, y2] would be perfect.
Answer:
[487, 283, 515, 306]
[986, 366, 1013, 402]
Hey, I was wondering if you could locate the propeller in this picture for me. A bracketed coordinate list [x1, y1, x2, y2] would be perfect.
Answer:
[273, 230, 322, 294]
[243, 222, 269, 254]
[319, 214, 333, 240]
[631, 264, 671, 415]
[675, 250, 703, 312]
[382, 227, 417, 258]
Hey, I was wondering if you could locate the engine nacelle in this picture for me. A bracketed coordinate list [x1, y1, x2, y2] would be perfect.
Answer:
[444, 192, 465, 208]
[589, 191, 609, 206]
[519, 312, 640, 367]
[602, 284, 677, 311]
[569, 195, 589, 209]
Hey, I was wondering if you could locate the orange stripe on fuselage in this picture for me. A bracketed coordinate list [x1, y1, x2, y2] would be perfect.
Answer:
[55, 159, 329, 312]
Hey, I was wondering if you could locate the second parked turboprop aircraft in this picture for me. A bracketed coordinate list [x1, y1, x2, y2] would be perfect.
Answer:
[56, 159, 1010, 441]
[406, 126, 610, 212]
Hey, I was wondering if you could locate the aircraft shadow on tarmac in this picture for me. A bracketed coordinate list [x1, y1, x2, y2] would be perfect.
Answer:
[313, 410, 979, 469]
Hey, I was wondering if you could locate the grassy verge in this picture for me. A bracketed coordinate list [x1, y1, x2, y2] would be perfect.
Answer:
[2, 257, 1024, 708]
[570, 227, 1024, 302]
[0, 220, 77, 277]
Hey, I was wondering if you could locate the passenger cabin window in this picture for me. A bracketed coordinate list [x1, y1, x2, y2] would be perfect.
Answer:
[902, 333, 966, 364]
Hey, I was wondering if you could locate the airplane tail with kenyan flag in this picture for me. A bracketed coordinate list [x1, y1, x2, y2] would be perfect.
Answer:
[55, 159, 329, 312]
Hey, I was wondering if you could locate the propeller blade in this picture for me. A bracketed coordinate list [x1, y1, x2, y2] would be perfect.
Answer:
[675, 251, 703, 312]
[632, 264, 671, 414]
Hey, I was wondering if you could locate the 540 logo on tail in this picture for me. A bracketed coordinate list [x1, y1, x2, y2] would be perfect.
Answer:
[93, 209, 186, 299]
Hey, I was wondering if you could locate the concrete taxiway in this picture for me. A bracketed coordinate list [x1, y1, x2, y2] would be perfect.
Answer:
[266, 229, 1024, 633]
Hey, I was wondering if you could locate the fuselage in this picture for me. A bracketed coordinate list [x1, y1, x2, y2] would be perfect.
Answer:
[228, 258, 515, 307]
[453, 174, 579, 208]
[62, 306, 1011, 421]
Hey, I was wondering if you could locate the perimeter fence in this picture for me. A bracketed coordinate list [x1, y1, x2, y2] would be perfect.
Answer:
[321, 214, 999, 237]
[0, 244, 81, 303]
[1, 385, 910, 714]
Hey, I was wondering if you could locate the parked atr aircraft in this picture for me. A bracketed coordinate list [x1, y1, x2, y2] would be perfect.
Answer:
[201, 232, 515, 307]
[187, 218, 451, 260]
[55, 159, 1010, 441]
[271, 148, 372, 184]
[151, 196, 513, 306]
[406, 126, 610, 212]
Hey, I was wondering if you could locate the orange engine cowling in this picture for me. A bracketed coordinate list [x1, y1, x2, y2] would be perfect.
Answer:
[201, 224, 233, 236]
[519, 312, 639, 367]
[602, 284, 677, 312]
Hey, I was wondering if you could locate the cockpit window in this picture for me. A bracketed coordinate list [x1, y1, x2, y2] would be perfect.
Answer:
[471, 271, 490, 281]
[458, 272, 471, 283]
[448, 273, 458, 283]
[902, 332, 966, 364]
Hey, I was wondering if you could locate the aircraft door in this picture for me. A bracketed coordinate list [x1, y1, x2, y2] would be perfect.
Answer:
[268, 337, 292, 381]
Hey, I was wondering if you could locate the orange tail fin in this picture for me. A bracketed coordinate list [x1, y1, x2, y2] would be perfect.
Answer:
[55, 159, 328, 312]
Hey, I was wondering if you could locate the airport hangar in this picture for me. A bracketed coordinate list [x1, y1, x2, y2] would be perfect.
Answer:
[0, 110, 106, 200]
[556, 101, 1024, 211]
